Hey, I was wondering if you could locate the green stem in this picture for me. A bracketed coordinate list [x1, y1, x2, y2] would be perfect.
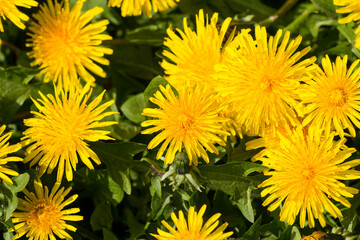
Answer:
[260, 0, 300, 26]
[285, 4, 317, 32]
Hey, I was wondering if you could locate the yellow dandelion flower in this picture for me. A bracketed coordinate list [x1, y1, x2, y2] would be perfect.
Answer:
[11, 179, 83, 240]
[151, 205, 233, 240]
[27, 0, 113, 89]
[299, 55, 360, 138]
[334, 0, 360, 49]
[108, 0, 179, 17]
[0, 125, 22, 185]
[259, 127, 360, 228]
[162, 9, 233, 91]
[301, 231, 326, 240]
[22, 83, 118, 182]
[0, 0, 38, 32]
[215, 26, 316, 136]
[246, 124, 295, 164]
[141, 84, 229, 166]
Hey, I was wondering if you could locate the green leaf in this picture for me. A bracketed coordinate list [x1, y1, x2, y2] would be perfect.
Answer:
[276, 226, 292, 240]
[151, 176, 162, 198]
[90, 142, 147, 194]
[311, 0, 337, 18]
[111, 118, 141, 140]
[239, 216, 262, 240]
[337, 23, 360, 58]
[340, 184, 360, 231]
[143, 75, 169, 108]
[4, 173, 30, 193]
[151, 190, 172, 220]
[231, 136, 261, 162]
[90, 201, 113, 231]
[199, 162, 265, 195]
[126, 25, 166, 46]
[123, 208, 146, 240]
[120, 93, 146, 124]
[2, 173, 30, 221]
[236, 187, 254, 223]
[103, 228, 119, 240]
[0, 69, 34, 123]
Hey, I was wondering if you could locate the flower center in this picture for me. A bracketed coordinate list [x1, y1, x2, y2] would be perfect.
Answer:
[178, 113, 195, 130]
[28, 200, 60, 231]
[329, 88, 347, 106]
[301, 167, 315, 181]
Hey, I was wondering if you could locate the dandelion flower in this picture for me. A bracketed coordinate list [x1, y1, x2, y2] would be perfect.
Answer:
[259, 127, 360, 228]
[22, 83, 118, 182]
[27, 0, 113, 89]
[246, 124, 295, 164]
[0, 125, 22, 185]
[215, 26, 316, 136]
[108, 0, 179, 17]
[299, 55, 360, 138]
[151, 205, 233, 240]
[11, 179, 83, 240]
[141, 84, 229, 166]
[0, 0, 38, 32]
[334, 0, 360, 49]
[162, 9, 233, 91]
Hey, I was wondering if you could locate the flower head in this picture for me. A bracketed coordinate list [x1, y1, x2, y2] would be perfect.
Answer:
[162, 9, 233, 91]
[22, 83, 118, 182]
[0, 125, 22, 185]
[151, 205, 233, 240]
[12, 180, 83, 240]
[215, 26, 316, 136]
[334, 0, 360, 49]
[299, 55, 360, 138]
[0, 0, 38, 32]
[108, 0, 179, 17]
[141, 84, 229, 166]
[27, 0, 113, 89]
[259, 127, 360, 228]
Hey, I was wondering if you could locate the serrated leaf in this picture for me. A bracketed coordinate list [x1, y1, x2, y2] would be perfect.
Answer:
[90, 142, 146, 194]
[151, 190, 172, 220]
[239, 216, 262, 240]
[120, 93, 146, 123]
[199, 162, 265, 196]
[90, 201, 113, 231]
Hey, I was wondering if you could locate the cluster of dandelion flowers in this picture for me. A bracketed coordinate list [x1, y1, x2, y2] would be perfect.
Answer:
[11, 180, 83, 240]
[108, 0, 179, 17]
[334, 0, 360, 49]
[215, 26, 316, 136]
[0, 0, 38, 32]
[0, 125, 22, 185]
[141, 84, 229, 166]
[298, 55, 360, 138]
[162, 9, 233, 91]
[259, 127, 360, 228]
[27, 0, 113, 89]
[151, 205, 233, 240]
[22, 83, 118, 182]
